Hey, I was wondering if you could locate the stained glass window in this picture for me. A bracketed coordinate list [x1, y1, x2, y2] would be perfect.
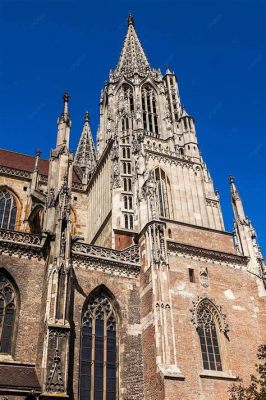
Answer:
[197, 305, 222, 371]
[0, 190, 17, 230]
[80, 292, 117, 400]
[0, 271, 16, 354]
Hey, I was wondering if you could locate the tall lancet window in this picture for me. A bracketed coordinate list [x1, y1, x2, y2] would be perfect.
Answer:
[120, 84, 134, 133]
[154, 168, 172, 218]
[0, 271, 17, 354]
[141, 84, 159, 136]
[197, 301, 222, 371]
[80, 289, 117, 400]
[0, 189, 17, 230]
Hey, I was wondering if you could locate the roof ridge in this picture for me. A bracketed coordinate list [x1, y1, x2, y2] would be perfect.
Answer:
[0, 148, 48, 161]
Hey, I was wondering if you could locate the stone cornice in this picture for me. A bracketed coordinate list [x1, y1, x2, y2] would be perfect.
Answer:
[0, 165, 31, 181]
[167, 240, 248, 267]
[0, 229, 46, 260]
[145, 149, 201, 168]
[72, 242, 140, 277]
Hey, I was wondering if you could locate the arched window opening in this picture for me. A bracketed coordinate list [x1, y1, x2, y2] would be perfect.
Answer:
[123, 178, 127, 192]
[197, 303, 222, 371]
[121, 147, 130, 160]
[124, 214, 128, 229]
[0, 189, 17, 231]
[128, 179, 132, 192]
[122, 117, 130, 132]
[141, 85, 159, 136]
[0, 271, 17, 354]
[124, 214, 133, 230]
[154, 168, 172, 218]
[123, 84, 134, 113]
[124, 196, 128, 210]
[80, 290, 117, 400]
[129, 215, 133, 229]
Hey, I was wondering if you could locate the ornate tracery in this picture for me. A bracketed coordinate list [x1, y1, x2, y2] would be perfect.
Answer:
[154, 168, 172, 218]
[191, 297, 229, 372]
[0, 271, 17, 354]
[0, 189, 17, 230]
[141, 84, 159, 135]
[80, 290, 117, 400]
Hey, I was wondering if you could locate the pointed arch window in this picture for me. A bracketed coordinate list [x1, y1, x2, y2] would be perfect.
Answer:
[0, 271, 17, 354]
[198, 306, 222, 371]
[0, 189, 17, 230]
[80, 291, 117, 400]
[154, 168, 172, 218]
[141, 85, 159, 136]
[192, 298, 228, 372]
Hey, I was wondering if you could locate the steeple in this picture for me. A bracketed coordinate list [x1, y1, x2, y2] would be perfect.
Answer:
[56, 93, 71, 148]
[74, 111, 96, 180]
[114, 14, 150, 77]
[229, 176, 263, 274]
[229, 175, 246, 221]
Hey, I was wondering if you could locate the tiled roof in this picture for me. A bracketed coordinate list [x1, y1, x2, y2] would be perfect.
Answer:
[0, 363, 41, 390]
[0, 148, 81, 183]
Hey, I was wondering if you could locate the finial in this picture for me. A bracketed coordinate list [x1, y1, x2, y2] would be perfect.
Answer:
[35, 148, 41, 157]
[127, 13, 134, 27]
[63, 92, 70, 115]
[34, 148, 41, 172]
[84, 111, 90, 123]
[228, 175, 234, 184]
[63, 92, 69, 103]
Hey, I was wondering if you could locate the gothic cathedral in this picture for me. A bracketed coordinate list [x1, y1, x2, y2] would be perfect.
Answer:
[0, 15, 265, 400]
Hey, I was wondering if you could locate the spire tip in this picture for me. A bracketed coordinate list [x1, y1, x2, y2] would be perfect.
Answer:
[35, 148, 41, 157]
[228, 175, 234, 184]
[63, 92, 69, 103]
[127, 13, 134, 27]
[84, 111, 90, 123]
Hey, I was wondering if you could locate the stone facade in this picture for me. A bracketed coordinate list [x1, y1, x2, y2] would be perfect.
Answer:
[0, 14, 265, 400]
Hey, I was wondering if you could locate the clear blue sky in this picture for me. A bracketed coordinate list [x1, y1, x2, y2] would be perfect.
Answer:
[0, 0, 265, 253]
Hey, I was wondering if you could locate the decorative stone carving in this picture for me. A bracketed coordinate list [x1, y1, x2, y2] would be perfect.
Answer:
[141, 171, 159, 219]
[199, 266, 209, 288]
[167, 240, 248, 269]
[190, 296, 229, 333]
[111, 140, 121, 189]
[72, 242, 140, 265]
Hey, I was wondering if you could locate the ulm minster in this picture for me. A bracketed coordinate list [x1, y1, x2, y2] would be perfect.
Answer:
[0, 14, 265, 400]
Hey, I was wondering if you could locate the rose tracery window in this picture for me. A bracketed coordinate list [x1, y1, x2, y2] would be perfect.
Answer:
[0, 271, 17, 354]
[80, 291, 117, 400]
[141, 85, 159, 135]
[197, 304, 222, 371]
[0, 189, 17, 230]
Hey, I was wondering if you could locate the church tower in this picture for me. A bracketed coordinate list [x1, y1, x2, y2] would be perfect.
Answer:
[0, 15, 265, 400]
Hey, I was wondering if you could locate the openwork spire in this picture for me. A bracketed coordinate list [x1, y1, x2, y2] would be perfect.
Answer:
[115, 15, 150, 77]
[75, 111, 96, 174]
